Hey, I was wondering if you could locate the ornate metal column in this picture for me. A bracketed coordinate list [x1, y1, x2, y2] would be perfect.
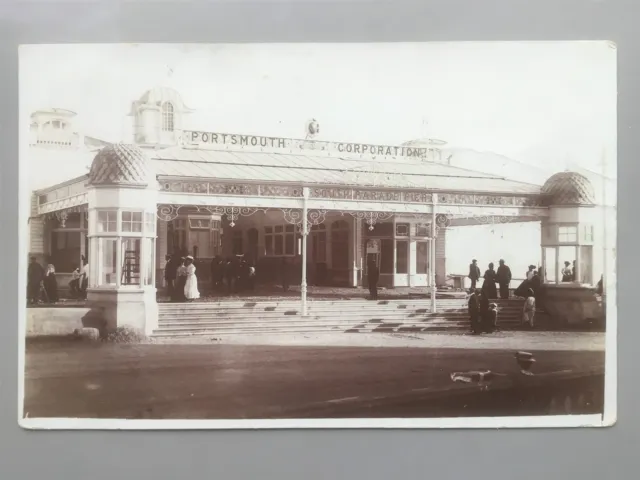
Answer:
[281, 201, 327, 317]
[301, 188, 309, 316]
[431, 193, 437, 313]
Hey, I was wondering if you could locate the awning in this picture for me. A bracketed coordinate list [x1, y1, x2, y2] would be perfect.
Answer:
[150, 147, 542, 195]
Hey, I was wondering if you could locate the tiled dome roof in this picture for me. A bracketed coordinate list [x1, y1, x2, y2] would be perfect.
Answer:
[541, 171, 596, 206]
[88, 144, 154, 186]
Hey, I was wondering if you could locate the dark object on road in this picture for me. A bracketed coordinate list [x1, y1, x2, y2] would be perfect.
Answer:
[515, 351, 536, 373]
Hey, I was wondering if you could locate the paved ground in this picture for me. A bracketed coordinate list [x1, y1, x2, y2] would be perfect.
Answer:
[24, 332, 605, 420]
[198, 331, 606, 350]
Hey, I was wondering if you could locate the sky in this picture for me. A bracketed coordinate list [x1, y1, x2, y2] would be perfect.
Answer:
[20, 42, 617, 178]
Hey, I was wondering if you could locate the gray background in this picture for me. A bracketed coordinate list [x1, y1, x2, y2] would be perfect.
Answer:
[0, 0, 636, 478]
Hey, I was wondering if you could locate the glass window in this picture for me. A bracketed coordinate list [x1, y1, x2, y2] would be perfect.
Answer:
[265, 236, 273, 256]
[98, 211, 117, 232]
[396, 240, 408, 274]
[543, 247, 557, 283]
[395, 223, 410, 237]
[144, 238, 154, 285]
[232, 230, 243, 255]
[558, 226, 577, 243]
[99, 238, 117, 285]
[559, 246, 577, 282]
[274, 235, 284, 255]
[121, 238, 141, 285]
[416, 223, 430, 237]
[285, 233, 295, 255]
[122, 211, 142, 233]
[312, 231, 327, 263]
[416, 241, 429, 274]
[380, 239, 394, 274]
[584, 225, 594, 242]
[264, 224, 297, 257]
[162, 102, 174, 132]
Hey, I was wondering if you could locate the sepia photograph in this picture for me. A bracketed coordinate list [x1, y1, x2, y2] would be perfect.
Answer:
[18, 42, 616, 428]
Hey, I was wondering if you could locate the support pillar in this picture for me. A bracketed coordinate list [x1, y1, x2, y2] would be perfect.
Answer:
[301, 188, 309, 316]
[430, 194, 437, 313]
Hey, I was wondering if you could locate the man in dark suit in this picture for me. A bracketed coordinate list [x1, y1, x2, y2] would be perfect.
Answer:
[496, 259, 512, 299]
[367, 259, 379, 300]
[468, 259, 481, 291]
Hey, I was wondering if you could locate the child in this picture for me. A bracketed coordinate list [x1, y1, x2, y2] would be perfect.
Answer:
[484, 303, 498, 333]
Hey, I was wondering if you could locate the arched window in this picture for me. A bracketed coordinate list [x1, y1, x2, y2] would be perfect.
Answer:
[161, 102, 175, 132]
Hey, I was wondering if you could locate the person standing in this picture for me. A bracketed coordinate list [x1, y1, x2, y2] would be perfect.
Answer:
[43, 264, 58, 303]
[482, 262, 498, 299]
[247, 262, 256, 291]
[561, 261, 572, 282]
[164, 254, 177, 299]
[79, 256, 89, 299]
[522, 288, 536, 328]
[183, 256, 200, 301]
[367, 259, 379, 300]
[468, 259, 481, 291]
[175, 257, 187, 302]
[496, 259, 512, 299]
[27, 256, 45, 304]
[485, 303, 498, 333]
[468, 288, 481, 334]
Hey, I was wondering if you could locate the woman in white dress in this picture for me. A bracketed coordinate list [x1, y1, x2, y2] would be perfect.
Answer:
[522, 288, 536, 328]
[184, 256, 200, 301]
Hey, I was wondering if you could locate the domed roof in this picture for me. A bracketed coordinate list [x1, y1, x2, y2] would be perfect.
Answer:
[88, 144, 155, 186]
[541, 171, 596, 206]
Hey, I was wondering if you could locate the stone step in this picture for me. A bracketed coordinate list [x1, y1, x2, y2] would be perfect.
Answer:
[157, 299, 523, 309]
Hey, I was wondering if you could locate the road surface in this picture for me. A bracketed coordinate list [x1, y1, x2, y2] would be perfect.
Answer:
[23, 337, 605, 419]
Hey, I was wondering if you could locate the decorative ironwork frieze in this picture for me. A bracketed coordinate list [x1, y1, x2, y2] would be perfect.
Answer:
[156, 204, 266, 227]
[345, 211, 394, 231]
[281, 209, 328, 234]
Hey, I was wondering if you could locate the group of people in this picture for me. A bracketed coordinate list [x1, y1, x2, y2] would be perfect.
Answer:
[467, 289, 499, 334]
[468, 258, 513, 299]
[209, 256, 258, 294]
[163, 253, 200, 302]
[27, 256, 89, 305]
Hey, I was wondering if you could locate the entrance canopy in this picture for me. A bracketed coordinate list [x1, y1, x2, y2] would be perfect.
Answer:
[34, 136, 549, 224]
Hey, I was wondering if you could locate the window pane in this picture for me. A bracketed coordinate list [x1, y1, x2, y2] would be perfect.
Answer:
[275, 235, 284, 255]
[396, 240, 408, 274]
[544, 247, 556, 283]
[275, 225, 284, 233]
[416, 241, 428, 274]
[121, 238, 141, 285]
[132, 212, 142, 222]
[132, 220, 142, 232]
[99, 238, 117, 285]
[396, 223, 410, 237]
[265, 236, 273, 255]
[579, 245, 593, 284]
[285, 234, 294, 255]
[265, 226, 273, 234]
[285, 225, 294, 233]
[416, 224, 430, 236]
[122, 211, 131, 221]
[380, 239, 393, 274]
[122, 222, 131, 232]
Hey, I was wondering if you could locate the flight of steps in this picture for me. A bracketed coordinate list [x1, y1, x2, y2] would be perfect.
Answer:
[152, 298, 538, 338]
